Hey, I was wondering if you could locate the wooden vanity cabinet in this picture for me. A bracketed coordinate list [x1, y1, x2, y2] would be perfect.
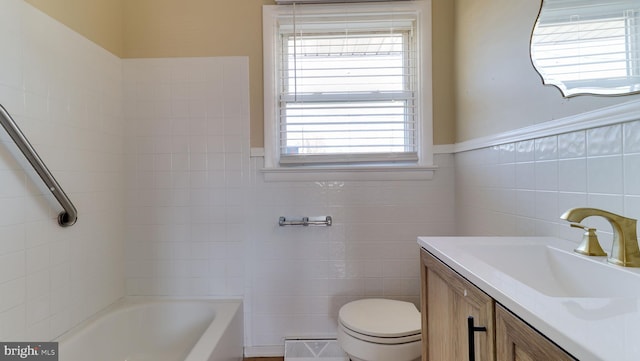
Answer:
[421, 249, 495, 361]
[495, 304, 576, 361]
[421, 249, 576, 361]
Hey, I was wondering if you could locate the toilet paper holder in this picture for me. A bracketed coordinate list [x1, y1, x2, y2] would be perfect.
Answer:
[279, 216, 332, 227]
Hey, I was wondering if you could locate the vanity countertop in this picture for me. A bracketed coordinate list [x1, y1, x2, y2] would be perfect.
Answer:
[418, 236, 640, 361]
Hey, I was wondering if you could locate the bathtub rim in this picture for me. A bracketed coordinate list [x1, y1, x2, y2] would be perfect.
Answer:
[184, 297, 243, 361]
[54, 296, 244, 360]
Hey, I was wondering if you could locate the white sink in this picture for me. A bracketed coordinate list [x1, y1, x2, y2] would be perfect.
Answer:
[465, 242, 640, 298]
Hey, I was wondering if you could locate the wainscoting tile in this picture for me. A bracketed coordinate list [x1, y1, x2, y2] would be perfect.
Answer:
[587, 124, 622, 156]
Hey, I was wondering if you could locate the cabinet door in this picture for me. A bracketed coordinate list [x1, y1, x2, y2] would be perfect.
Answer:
[495, 304, 576, 361]
[421, 250, 495, 361]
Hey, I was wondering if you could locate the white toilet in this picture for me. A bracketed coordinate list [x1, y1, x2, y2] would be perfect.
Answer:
[337, 298, 422, 361]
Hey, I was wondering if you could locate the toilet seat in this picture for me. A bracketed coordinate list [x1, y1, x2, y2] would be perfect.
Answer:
[339, 323, 421, 345]
[338, 299, 421, 344]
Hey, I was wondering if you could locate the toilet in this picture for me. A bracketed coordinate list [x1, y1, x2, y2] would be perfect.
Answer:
[337, 298, 422, 361]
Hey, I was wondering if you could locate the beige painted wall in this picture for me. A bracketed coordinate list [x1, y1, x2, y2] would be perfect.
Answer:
[29, 0, 636, 145]
[454, 0, 640, 143]
[26, 0, 455, 147]
[27, 0, 455, 147]
[24, 0, 124, 57]
[122, 0, 455, 147]
[432, 0, 456, 145]
[123, 0, 275, 148]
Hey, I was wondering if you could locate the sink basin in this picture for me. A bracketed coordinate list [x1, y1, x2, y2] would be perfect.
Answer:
[466, 243, 640, 298]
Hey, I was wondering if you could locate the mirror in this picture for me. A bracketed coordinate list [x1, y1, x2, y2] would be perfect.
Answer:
[531, 0, 640, 97]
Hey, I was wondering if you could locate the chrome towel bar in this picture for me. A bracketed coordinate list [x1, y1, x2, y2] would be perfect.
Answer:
[279, 216, 332, 227]
[0, 104, 77, 227]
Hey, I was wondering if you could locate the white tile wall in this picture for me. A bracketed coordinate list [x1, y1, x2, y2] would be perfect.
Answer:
[122, 57, 457, 350]
[245, 155, 456, 347]
[456, 120, 640, 252]
[0, 0, 125, 341]
[123, 57, 250, 298]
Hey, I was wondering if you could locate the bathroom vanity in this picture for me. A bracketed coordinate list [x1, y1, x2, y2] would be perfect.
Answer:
[421, 248, 573, 360]
[418, 236, 640, 361]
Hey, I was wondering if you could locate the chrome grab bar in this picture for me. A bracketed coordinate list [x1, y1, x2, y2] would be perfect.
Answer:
[279, 216, 332, 227]
[0, 104, 77, 227]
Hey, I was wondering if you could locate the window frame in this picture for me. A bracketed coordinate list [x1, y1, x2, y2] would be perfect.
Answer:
[262, 0, 434, 180]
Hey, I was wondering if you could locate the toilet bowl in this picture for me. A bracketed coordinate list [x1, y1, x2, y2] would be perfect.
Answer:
[337, 298, 421, 361]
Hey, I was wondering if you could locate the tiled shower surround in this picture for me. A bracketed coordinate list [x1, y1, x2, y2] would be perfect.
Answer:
[2, 0, 640, 356]
[123, 57, 252, 297]
[0, 0, 124, 341]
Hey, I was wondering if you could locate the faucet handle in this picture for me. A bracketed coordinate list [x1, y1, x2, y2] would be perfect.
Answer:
[570, 223, 607, 257]
[570, 223, 593, 231]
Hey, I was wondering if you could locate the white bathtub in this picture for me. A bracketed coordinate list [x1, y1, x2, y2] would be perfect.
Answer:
[56, 298, 243, 361]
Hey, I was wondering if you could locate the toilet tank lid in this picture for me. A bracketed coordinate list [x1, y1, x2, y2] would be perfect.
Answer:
[338, 298, 421, 338]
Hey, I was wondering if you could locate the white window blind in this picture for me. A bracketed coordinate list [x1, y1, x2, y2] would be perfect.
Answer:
[531, 0, 640, 92]
[273, 4, 421, 165]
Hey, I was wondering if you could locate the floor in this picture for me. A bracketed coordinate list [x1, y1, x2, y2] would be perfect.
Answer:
[243, 358, 284, 361]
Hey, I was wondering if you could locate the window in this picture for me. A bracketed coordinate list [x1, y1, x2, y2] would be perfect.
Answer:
[263, 1, 433, 177]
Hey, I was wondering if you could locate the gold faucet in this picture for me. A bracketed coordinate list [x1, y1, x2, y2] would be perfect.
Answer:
[560, 208, 640, 268]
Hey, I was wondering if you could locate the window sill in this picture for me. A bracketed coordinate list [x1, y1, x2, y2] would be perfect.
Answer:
[259, 164, 437, 182]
